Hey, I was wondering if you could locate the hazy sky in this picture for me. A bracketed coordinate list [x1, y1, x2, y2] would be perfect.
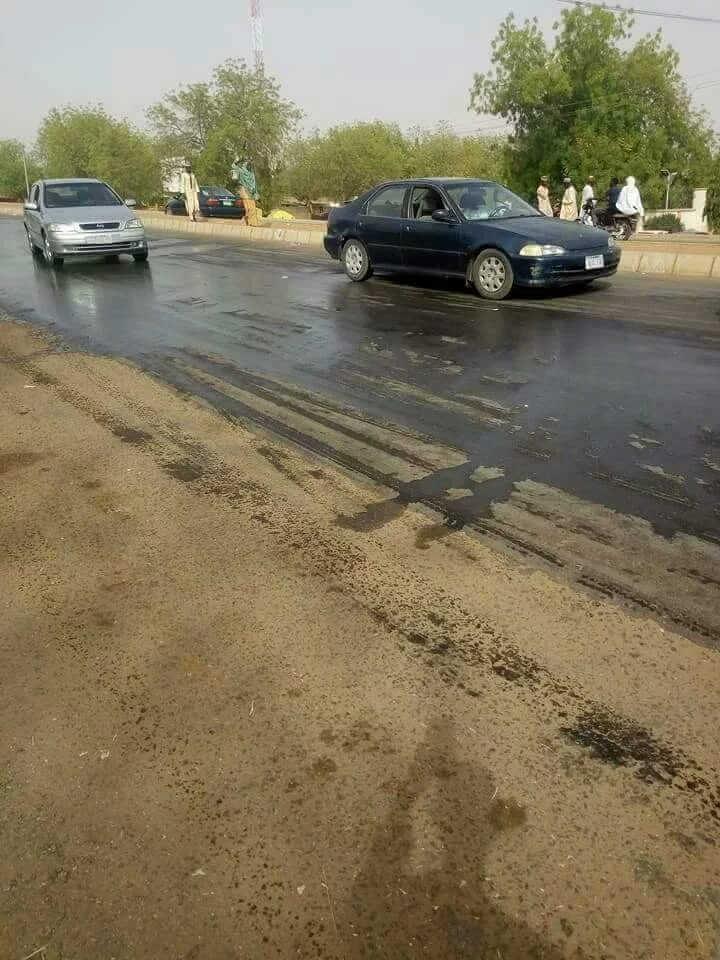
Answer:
[2, 0, 719, 144]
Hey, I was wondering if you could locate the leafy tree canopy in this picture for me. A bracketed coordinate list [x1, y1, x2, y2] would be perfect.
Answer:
[0, 140, 39, 200]
[470, 7, 715, 207]
[36, 107, 161, 203]
[147, 59, 301, 206]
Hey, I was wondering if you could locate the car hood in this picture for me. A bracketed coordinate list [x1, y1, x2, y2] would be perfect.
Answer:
[471, 215, 609, 251]
[44, 205, 132, 225]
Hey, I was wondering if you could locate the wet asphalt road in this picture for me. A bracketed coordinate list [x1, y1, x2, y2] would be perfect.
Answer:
[1, 216, 719, 551]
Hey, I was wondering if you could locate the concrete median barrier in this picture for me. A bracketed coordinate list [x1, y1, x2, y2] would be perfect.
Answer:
[3, 202, 719, 275]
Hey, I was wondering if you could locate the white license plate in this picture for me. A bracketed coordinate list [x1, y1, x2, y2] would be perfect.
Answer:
[87, 233, 112, 244]
[585, 254, 604, 270]
[222, 200, 233, 207]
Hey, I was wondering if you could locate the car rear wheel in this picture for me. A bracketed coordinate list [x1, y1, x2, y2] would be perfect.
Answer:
[472, 248, 513, 300]
[42, 233, 64, 269]
[133, 251, 149, 263]
[614, 220, 632, 241]
[26, 227, 42, 258]
[342, 239, 372, 282]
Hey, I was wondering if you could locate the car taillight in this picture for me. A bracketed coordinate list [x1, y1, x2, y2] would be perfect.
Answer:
[206, 198, 219, 206]
[235, 200, 244, 208]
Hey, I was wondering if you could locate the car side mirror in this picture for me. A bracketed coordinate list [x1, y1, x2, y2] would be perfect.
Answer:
[124, 198, 137, 207]
[24, 201, 38, 211]
[432, 208, 456, 224]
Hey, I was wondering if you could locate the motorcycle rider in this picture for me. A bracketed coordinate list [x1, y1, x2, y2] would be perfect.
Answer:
[607, 177, 622, 215]
[616, 176, 644, 222]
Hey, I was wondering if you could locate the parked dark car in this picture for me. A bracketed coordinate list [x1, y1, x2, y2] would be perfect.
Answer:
[324, 178, 621, 300]
[165, 186, 245, 219]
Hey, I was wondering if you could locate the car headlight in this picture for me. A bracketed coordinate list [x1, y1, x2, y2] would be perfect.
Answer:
[519, 243, 566, 256]
[47, 223, 78, 234]
[124, 218, 143, 229]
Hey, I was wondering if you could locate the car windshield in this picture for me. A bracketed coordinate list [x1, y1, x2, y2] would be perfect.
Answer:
[44, 182, 123, 208]
[445, 182, 540, 221]
[200, 186, 235, 198]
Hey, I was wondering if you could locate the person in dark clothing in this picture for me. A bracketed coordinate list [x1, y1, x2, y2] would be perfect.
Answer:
[607, 177, 622, 214]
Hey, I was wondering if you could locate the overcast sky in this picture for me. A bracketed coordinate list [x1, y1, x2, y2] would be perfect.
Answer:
[2, 0, 719, 144]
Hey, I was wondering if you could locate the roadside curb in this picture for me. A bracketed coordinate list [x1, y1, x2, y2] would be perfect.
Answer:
[2, 202, 718, 277]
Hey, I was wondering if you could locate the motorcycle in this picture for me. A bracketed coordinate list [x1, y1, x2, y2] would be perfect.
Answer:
[594, 206, 638, 241]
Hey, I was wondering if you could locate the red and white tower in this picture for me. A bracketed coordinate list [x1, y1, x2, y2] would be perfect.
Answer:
[250, 0, 264, 70]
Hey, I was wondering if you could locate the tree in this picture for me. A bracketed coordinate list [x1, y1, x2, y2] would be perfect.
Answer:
[470, 7, 714, 206]
[281, 134, 327, 213]
[316, 121, 409, 200]
[406, 124, 507, 182]
[36, 107, 162, 203]
[0, 140, 38, 200]
[147, 59, 301, 208]
[704, 154, 720, 233]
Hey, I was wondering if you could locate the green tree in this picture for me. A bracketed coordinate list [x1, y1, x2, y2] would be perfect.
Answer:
[281, 134, 327, 213]
[147, 59, 301, 208]
[316, 121, 409, 200]
[406, 124, 507, 182]
[36, 107, 162, 203]
[0, 140, 39, 200]
[704, 154, 720, 232]
[470, 7, 714, 205]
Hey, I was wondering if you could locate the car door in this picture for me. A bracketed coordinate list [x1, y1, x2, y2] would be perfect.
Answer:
[26, 183, 41, 242]
[402, 185, 466, 275]
[356, 184, 409, 267]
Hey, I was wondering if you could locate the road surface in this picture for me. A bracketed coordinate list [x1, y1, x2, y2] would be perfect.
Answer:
[1, 217, 720, 959]
[2, 217, 719, 643]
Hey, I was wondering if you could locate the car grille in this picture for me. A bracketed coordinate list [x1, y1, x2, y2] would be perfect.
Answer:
[79, 222, 121, 231]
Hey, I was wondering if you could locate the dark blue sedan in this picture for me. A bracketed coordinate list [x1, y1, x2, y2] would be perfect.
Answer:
[323, 178, 621, 300]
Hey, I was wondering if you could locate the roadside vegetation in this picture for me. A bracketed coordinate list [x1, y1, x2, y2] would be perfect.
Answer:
[0, 7, 717, 213]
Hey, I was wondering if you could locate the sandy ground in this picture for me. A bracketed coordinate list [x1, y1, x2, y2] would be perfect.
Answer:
[1, 318, 719, 960]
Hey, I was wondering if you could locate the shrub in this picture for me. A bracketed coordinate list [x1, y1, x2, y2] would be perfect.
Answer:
[643, 213, 684, 233]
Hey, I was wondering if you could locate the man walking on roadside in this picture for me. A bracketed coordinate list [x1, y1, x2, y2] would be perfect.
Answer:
[232, 158, 260, 227]
[536, 175, 553, 216]
[581, 175, 597, 225]
[180, 162, 200, 222]
[559, 177, 578, 221]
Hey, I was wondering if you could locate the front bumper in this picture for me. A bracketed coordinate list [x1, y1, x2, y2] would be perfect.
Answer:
[46, 229, 147, 256]
[512, 249, 621, 287]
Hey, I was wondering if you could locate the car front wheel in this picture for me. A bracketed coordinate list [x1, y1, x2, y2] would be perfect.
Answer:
[26, 227, 42, 258]
[42, 233, 64, 269]
[342, 239, 372, 282]
[471, 248, 514, 300]
[133, 251, 149, 263]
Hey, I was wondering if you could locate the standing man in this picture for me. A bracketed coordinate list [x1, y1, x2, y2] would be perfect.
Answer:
[536, 175, 553, 216]
[559, 177, 578, 221]
[180, 162, 200, 222]
[231, 158, 260, 227]
[580, 175, 596, 225]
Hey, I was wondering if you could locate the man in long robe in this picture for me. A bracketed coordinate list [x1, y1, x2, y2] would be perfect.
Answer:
[536, 176, 553, 217]
[559, 177, 578, 221]
[180, 163, 200, 222]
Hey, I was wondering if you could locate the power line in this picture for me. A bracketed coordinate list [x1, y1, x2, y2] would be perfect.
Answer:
[558, 1, 720, 24]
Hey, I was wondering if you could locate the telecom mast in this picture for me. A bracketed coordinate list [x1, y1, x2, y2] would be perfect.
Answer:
[251, 0, 264, 70]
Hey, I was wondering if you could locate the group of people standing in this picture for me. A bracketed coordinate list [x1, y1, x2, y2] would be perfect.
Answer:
[179, 158, 261, 226]
[536, 174, 645, 224]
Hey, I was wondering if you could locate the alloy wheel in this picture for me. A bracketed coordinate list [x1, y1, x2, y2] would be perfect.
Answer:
[345, 242, 364, 276]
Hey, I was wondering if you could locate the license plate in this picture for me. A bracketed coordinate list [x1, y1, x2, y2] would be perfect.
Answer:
[222, 200, 233, 207]
[87, 233, 111, 245]
[585, 254, 604, 270]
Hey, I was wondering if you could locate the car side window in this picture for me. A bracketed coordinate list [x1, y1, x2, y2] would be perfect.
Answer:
[365, 185, 407, 219]
[410, 187, 446, 221]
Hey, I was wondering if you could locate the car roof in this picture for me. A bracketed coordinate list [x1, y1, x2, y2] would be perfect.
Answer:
[41, 178, 105, 185]
[381, 178, 497, 187]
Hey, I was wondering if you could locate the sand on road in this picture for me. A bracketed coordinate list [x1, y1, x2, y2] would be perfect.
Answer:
[1, 319, 719, 960]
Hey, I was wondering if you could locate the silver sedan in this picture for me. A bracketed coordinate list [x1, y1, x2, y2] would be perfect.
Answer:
[24, 178, 149, 268]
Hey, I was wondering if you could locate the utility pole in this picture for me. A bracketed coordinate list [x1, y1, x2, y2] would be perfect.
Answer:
[21, 147, 30, 198]
[251, 0, 264, 71]
[661, 169, 678, 210]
